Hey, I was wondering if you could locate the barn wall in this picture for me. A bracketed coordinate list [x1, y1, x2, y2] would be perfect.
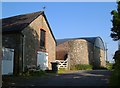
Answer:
[68, 39, 89, 68]
[42, 16, 56, 69]
[56, 37, 106, 69]
[22, 15, 56, 70]
[2, 33, 23, 75]
[94, 37, 106, 68]
[56, 41, 69, 60]
[93, 47, 101, 68]
[100, 49, 106, 67]
[21, 27, 38, 69]
[87, 42, 94, 65]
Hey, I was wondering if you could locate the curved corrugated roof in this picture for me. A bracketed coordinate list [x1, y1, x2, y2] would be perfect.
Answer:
[57, 37, 97, 45]
[57, 37, 105, 50]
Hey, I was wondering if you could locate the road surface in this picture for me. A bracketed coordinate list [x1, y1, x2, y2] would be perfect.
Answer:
[2, 70, 111, 87]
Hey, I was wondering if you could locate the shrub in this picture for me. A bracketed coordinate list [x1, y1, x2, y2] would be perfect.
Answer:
[22, 70, 46, 77]
[109, 50, 120, 87]
[106, 61, 113, 70]
[30, 70, 46, 76]
[109, 70, 120, 87]
[70, 64, 93, 70]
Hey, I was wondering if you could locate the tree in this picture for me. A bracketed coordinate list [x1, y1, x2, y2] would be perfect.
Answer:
[110, 1, 120, 41]
[110, 2, 120, 87]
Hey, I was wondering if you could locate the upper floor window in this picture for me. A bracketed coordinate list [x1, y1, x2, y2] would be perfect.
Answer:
[40, 29, 46, 49]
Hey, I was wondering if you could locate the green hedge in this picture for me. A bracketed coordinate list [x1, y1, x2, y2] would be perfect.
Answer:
[106, 61, 113, 70]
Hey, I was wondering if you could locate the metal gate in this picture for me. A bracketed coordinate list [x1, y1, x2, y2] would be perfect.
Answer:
[2, 48, 14, 75]
[37, 51, 48, 70]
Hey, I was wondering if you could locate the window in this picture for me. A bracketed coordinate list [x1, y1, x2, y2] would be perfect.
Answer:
[40, 29, 46, 49]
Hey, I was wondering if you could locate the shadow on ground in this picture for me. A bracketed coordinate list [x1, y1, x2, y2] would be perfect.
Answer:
[2, 70, 112, 87]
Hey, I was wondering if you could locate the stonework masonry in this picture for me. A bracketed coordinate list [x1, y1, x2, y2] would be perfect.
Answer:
[22, 15, 56, 70]
[2, 13, 56, 74]
[68, 39, 89, 68]
[56, 38, 106, 69]
[2, 33, 22, 74]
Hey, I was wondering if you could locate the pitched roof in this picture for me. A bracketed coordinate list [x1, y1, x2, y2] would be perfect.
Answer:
[2, 11, 44, 33]
[1, 11, 56, 43]
[57, 37, 97, 45]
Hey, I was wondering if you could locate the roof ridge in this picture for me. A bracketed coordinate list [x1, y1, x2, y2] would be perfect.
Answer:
[2, 11, 44, 19]
[2, 11, 44, 32]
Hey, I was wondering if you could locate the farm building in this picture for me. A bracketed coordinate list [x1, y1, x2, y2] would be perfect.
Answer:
[2, 11, 56, 75]
[56, 37, 106, 69]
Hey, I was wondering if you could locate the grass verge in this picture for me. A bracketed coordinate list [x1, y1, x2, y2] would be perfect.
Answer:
[70, 64, 93, 70]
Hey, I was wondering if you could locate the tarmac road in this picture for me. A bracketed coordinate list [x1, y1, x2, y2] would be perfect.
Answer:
[2, 70, 112, 87]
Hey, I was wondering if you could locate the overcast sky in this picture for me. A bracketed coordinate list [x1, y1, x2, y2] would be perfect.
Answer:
[2, 2, 118, 62]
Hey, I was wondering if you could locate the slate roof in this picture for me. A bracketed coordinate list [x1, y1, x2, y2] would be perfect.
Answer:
[57, 37, 97, 45]
[2, 11, 44, 33]
[1, 11, 56, 43]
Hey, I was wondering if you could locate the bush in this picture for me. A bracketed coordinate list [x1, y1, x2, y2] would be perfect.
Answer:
[70, 64, 93, 70]
[30, 70, 46, 76]
[109, 50, 120, 87]
[109, 70, 120, 87]
[106, 61, 113, 70]
[22, 70, 46, 77]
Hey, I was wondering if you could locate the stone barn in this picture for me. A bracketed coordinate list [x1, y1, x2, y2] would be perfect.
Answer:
[56, 37, 106, 69]
[2, 11, 56, 75]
